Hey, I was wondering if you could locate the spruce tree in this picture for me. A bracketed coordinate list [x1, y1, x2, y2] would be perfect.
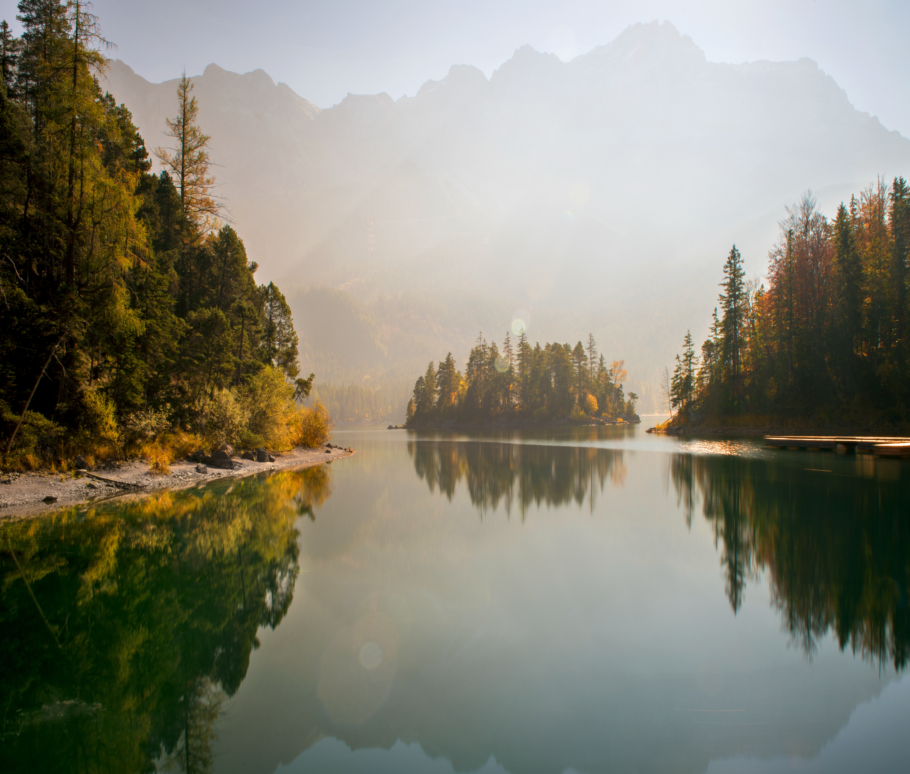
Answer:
[718, 245, 746, 403]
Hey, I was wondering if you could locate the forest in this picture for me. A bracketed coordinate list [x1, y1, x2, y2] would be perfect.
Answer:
[406, 332, 639, 427]
[0, 1, 324, 470]
[668, 180, 910, 428]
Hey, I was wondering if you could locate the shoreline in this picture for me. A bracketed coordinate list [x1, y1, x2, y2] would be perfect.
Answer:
[402, 416, 642, 431]
[648, 423, 910, 438]
[0, 444, 354, 522]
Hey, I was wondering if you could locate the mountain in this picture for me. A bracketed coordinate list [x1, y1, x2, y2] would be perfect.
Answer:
[101, 21, 910, 413]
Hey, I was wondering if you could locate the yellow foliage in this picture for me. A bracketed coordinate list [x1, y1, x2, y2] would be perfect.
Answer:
[584, 393, 599, 415]
[293, 401, 332, 449]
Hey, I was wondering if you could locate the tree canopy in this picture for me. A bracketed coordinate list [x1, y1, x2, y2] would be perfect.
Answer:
[0, 1, 319, 463]
[668, 180, 910, 426]
[405, 333, 638, 427]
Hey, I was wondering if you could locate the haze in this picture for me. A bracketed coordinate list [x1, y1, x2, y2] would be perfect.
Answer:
[5, 0, 908, 413]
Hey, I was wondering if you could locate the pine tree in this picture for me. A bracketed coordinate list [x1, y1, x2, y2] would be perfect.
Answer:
[0, 20, 20, 95]
[587, 333, 597, 381]
[681, 329, 697, 408]
[889, 177, 910, 348]
[436, 352, 460, 415]
[417, 362, 437, 417]
[258, 282, 299, 378]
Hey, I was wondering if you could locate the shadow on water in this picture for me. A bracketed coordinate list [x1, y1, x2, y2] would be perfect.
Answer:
[668, 452, 910, 671]
[0, 466, 333, 774]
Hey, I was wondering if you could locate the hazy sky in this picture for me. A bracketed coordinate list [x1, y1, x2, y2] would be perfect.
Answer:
[2, 0, 909, 136]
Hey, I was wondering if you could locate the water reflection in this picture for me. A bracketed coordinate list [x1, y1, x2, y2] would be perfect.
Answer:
[408, 439, 626, 516]
[0, 467, 332, 774]
[668, 453, 910, 670]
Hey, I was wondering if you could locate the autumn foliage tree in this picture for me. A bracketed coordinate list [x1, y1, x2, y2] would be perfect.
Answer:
[670, 180, 910, 425]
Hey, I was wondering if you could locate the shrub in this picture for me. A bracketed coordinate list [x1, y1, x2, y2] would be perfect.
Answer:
[123, 405, 172, 445]
[0, 400, 65, 469]
[77, 388, 121, 445]
[294, 401, 332, 448]
[197, 388, 250, 448]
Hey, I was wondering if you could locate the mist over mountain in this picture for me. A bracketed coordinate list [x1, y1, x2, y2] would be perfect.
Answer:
[102, 20, 910, 412]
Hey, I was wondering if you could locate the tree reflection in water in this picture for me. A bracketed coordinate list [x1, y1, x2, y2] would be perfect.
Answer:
[408, 438, 626, 518]
[668, 452, 910, 670]
[0, 466, 332, 774]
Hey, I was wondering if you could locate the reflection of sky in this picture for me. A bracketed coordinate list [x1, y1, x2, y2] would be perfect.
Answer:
[706, 676, 910, 774]
[277, 739, 509, 774]
[277, 677, 910, 773]
[214, 427, 904, 774]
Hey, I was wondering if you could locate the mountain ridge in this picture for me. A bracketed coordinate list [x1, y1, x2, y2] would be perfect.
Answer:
[100, 20, 910, 412]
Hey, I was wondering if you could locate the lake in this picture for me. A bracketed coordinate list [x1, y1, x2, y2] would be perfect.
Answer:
[2, 421, 909, 773]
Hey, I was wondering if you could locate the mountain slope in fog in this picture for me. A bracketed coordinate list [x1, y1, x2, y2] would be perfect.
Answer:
[102, 21, 910, 411]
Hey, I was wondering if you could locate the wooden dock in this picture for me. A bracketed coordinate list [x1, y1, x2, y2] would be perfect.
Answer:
[765, 436, 910, 457]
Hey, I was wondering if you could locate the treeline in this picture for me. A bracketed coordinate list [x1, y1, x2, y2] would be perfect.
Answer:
[0, 2, 322, 466]
[310, 379, 412, 424]
[669, 181, 910, 425]
[406, 332, 638, 426]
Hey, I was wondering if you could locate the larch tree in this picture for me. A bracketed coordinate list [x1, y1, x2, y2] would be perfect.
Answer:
[154, 72, 220, 231]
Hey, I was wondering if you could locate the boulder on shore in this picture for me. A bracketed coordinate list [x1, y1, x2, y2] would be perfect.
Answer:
[202, 449, 234, 469]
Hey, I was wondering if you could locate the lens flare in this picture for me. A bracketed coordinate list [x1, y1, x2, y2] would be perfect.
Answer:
[512, 309, 531, 336]
[494, 355, 509, 373]
[359, 641, 383, 670]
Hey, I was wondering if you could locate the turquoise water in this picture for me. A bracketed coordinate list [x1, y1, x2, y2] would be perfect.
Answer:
[2, 422, 908, 773]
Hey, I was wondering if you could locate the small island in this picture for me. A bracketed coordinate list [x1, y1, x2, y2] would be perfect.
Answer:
[404, 333, 639, 429]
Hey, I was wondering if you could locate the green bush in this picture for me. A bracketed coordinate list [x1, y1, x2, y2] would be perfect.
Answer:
[0, 400, 65, 468]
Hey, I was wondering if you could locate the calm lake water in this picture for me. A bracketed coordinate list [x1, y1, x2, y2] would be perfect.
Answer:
[2, 421, 909, 773]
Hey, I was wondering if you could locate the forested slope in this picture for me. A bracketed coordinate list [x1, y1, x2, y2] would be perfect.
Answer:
[667, 180, 910, 429]
[0, 2, 324, 469]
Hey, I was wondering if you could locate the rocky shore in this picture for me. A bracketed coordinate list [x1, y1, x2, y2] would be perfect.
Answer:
[0, 443, 354, 521]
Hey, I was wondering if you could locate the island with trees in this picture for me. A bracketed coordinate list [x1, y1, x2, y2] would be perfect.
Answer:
[405, 332, 639, 428]
[0, 1, 327, 473]
[661, 179, 910, 434]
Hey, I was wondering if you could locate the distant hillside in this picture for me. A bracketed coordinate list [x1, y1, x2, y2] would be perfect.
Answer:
[102, 21, 910, 414]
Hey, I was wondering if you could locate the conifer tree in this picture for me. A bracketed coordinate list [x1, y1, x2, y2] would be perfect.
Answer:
[718, 245, 746, 402]
[154, 73, 220, 230]
[0, 20, 20, 94]
[587, 333, 597, 381]
[258, 282, 299, 379]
